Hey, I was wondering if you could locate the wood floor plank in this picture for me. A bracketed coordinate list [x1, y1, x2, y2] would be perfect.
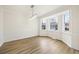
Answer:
[0, 36, 79, 54]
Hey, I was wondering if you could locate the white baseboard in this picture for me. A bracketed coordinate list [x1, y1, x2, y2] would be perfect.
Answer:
[4, 34, 38, 43]
[0, 42, 4, 47]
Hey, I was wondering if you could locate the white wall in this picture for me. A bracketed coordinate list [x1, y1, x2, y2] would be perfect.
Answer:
[34, 5, 61, 17]
[4, 5, 39, 42]
[0, 6, 4, 46]
[71, 6, 79, 50]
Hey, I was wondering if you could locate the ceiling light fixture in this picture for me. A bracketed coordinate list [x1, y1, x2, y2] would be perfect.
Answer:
[31, 5, 34, 17]
[29, 5, 37, 20]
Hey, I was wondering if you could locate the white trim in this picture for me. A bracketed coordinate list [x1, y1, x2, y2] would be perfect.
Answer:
[4, 35, 38, 43]
[0, 42, 4, 47]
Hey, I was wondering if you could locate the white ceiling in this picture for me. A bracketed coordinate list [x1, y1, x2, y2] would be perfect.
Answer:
[34, 5, 62, 16]
[4, 5, 62, 18]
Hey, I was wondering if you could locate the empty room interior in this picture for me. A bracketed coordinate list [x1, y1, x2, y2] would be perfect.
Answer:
[0, 5, 79, 54]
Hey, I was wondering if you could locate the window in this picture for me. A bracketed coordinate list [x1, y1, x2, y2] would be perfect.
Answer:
[42, 19, 47, 30]
[50, 17, 58, 31]
[41, 15, 58, 31]
[42, 23, 46, 30]
[64, 11, 70, 31]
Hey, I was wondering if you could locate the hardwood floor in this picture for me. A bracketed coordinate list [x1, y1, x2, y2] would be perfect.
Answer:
[0, 36, 79, 54]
